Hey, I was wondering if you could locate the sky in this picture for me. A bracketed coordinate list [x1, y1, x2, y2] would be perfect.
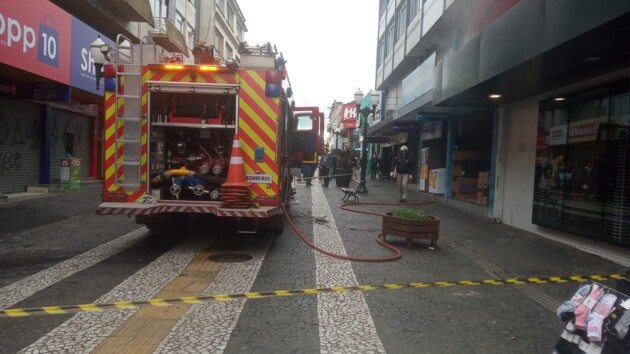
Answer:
[237, 0, 379, 122]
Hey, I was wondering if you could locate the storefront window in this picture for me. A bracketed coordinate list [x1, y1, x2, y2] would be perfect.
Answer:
[604, 93, 630, 245]
[533, 83, 630, 247]
[533, 105, 567, 229]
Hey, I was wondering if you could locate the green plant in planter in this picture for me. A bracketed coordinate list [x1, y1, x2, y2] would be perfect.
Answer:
[390, 208, 431, 220]
[383, 207, 439, 249]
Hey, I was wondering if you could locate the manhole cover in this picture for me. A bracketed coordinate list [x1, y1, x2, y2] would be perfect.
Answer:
[208, 253, 253, 263]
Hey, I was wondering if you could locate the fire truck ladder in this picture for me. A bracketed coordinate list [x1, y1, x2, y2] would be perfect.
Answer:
[113, 34, 142, 189]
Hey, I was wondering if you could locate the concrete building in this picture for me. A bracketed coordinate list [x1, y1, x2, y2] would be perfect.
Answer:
[197, 0, 246, 64]
[370, 0, 630, 252]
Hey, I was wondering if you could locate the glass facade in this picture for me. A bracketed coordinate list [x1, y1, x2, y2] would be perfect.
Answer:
[533, 81, 630, 247]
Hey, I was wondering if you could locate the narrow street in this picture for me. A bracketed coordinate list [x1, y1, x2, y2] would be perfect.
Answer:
[1, 180, 627, 353]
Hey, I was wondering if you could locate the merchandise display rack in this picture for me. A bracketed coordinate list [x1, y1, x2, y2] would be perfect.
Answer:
[554, 279, 630, 354]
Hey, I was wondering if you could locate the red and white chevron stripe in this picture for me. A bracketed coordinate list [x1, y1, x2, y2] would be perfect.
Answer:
[97, 202, 282, 218]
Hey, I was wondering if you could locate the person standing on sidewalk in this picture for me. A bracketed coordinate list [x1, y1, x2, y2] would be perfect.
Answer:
[393, 145, 412, 202]
[330, 151, 339, 186]
[370, 153, 380, 181]
[319, 147, 333, 187]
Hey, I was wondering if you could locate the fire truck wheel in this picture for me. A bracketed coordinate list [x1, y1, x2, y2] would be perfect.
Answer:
[268, 214, 284, 235]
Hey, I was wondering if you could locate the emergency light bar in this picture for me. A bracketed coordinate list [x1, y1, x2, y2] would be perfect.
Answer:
[149, 64, 233, 72]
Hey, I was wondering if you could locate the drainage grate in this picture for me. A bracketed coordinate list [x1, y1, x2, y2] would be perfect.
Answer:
[208, 253, 253, 263]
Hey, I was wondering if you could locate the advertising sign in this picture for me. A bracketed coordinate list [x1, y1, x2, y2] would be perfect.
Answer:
[70, 18, 115, 96]
[341, 103, 357, 129]
[0, 77, 69, 101]
[549, 125, 567, 146]
[365, 136, 389, 143]
[1, 1, 114, 96]
[60, 158, 81, 190]
[0, 0, 72, 84]
[568, 122, 602, 143]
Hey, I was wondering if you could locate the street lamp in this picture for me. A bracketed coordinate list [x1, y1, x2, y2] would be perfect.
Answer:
[90, 36, 110, 90]
[333, 128, 341, 149]
[90, 36, 131, 90]
[354, 88, 380, 193]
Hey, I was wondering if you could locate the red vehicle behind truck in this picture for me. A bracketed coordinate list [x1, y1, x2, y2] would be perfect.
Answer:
[96, 35, 324, 233]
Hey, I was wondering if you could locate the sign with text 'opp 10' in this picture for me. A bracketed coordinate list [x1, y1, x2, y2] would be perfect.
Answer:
[0, 0, 71, 84]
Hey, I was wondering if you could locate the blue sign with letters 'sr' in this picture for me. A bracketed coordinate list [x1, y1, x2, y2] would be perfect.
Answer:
[69, 17, 114, 96]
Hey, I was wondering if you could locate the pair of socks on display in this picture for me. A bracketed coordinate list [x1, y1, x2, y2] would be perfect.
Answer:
[574, 286, 604, 330]
[558, 284, 593, 321]
[586, 293, 618, 342]
[607, 307, 630, 340]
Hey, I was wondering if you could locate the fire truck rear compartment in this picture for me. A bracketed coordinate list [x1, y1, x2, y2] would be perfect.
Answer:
[148, 90, 236, 202]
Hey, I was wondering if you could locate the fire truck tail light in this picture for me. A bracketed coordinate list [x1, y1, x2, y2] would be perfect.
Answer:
[103, 65, 116, 78]
[164, 64, 185, 70]
[199, 66, 219, 72]
[266, 70, 282, 84]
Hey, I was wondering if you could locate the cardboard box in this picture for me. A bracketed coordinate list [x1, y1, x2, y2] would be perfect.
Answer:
[478, 171, 489, 186]
[476, 192, 489, 205]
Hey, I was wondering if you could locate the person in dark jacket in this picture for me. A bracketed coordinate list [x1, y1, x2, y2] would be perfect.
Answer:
[393, 145, 412, 202]
[370, 153, 380, 181]
[319, 147, 332, 187]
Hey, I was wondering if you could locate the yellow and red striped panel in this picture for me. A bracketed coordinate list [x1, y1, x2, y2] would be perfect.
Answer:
[237, 70, 280, 201]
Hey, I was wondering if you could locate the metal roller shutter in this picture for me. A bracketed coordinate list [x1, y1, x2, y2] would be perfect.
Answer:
[49, 109, 91, 182]
[0, 97, 42, 194]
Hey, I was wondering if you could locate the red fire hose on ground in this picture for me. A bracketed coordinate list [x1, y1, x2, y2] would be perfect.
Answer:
[280, 195, 437, 262]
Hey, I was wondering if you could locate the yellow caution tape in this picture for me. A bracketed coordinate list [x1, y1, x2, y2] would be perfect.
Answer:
[296, 172, 354, 181]
[1, 274, 625, 318]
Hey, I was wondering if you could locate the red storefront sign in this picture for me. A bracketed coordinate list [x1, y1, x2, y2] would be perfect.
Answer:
[0, 0, 72, 84]
[341, 103, 357, 129]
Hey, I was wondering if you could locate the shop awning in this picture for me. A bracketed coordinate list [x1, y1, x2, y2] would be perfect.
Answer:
[381, 132, 408, 147]
[109, 0, 155, 27]
[416, 112, 450, 122]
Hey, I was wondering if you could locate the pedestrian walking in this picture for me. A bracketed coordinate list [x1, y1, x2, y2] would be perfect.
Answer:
[392, 145, 412, 202]
[350, 151, 360, 182]
[319, 147, 333, 187]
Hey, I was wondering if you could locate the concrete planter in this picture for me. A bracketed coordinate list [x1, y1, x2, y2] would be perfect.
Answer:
[382, 213, 439, 249]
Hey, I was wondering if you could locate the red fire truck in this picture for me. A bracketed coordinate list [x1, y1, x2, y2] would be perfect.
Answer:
[96, 35, 324, 233]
